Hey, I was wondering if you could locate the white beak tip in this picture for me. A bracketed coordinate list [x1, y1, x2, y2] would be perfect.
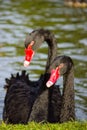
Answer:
[46, 81, 53, 88]
[24, 60, 30, 67]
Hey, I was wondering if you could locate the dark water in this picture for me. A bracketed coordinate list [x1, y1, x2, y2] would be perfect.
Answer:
[0, 0, 87, 120]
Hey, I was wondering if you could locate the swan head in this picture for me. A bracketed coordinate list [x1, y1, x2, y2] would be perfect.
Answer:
[46, 55, 73, 88]
[23, 29, 45, 67]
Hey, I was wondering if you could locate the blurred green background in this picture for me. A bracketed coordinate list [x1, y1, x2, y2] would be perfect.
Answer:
[0, 0, 87, 120]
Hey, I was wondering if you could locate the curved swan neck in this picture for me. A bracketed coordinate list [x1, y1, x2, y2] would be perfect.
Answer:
[63, 66, 74, 92]
[37, 29, 57, 73]
[43, 30, 57, 73]
[25, 29, 57, 73]
[60, 66, 75, 122]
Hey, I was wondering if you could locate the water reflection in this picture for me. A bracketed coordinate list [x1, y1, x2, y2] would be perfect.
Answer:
[0, 0, 87, 120]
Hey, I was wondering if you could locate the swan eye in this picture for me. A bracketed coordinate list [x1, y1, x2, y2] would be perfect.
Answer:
[59, 63, 64, 69]
[27, 41, 34, 49]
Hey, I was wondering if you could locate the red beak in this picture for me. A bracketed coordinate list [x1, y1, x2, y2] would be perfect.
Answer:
[46, 67, 60, 88]
[24, 41, 35, 67]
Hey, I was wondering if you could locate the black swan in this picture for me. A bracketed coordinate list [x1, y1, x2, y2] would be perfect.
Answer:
[46, 55, 75, 122]
[3, 29, 75, 124]
[3, 71, 36, 124]
[23, 29, 75, 123]
[3, 29, 61, 124]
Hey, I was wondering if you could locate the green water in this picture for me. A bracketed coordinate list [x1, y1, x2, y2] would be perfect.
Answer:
[0, 0, 87, 120]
